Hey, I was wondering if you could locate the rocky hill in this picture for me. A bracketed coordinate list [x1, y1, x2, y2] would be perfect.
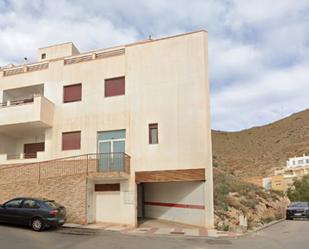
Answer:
[213, 167, 289, 231]
[212, 109, 309, 178]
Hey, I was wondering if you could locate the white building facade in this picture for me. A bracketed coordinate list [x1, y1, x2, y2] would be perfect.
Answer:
[286, 154, 309, 168]
[0, 31, 214, 228]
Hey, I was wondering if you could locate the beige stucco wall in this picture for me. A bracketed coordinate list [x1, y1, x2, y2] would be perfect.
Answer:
[0, 31, 213, 227]
[0, 133, 16, 155]
[38, 42, 80, 62]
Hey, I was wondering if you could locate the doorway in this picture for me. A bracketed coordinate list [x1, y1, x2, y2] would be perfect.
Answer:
[97, 130, 126, 172]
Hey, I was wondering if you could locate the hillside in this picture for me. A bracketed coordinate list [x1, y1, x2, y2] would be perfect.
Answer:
[213, 167, 288, 231]
[212, 109, 309, 178]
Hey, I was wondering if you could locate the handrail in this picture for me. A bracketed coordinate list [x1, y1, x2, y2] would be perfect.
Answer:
[0, 153, 131, 184]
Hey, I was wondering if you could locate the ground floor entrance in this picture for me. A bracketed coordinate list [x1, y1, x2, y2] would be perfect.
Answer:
[94, 183, 121, 223]
[86, 178, 135, 226]
[85, 169, 211, 228]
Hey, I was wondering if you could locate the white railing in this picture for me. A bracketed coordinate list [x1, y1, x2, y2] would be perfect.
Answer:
[2, 62, 48, 77]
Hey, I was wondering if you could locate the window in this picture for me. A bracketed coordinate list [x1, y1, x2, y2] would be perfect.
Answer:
[41, 53, 46, 59]
[95, 184, 120, 192]
[149, 123, 158, 144]
[63, 83, 82, 103]
[44, 201, 62, 209]
[62, 131, 81, 150]
[105, 77, 125, 97]
[5, 199, 23, 208]
[22, 200, 40, 209]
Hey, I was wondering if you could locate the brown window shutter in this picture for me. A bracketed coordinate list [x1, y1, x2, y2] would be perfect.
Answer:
[63, 83, 82, 103]
[62, 131, 81, 150]
[95, 184, 120, 192]
[105, 77, 125, 97]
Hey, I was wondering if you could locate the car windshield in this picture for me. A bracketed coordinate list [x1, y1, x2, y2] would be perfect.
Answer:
[289, 202, 308, 208]
[44, 200, 62, 208]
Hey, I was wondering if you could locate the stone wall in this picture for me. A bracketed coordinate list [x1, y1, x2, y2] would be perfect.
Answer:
[0, 157, 129, 224]
[0, 174, 87, 224]
[0, 158, 97, 184]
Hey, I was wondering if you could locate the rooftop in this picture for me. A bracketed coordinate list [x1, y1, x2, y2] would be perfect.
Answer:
[0, 30, 207, 71]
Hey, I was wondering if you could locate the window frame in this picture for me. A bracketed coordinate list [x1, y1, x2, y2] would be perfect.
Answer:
[62, 131, 81, 151]
[63, 83, 82, 103]
[149, 123, 159, 144]
[4, 199, 23, 208]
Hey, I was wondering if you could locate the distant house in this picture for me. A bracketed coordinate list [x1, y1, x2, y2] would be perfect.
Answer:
[286, 154, 309, 168]
[270, 154, 309, 191]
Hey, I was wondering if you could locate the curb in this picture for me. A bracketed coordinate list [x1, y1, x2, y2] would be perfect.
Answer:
[60, 223, 233, 239]
[252, 218, 285, 233]
[228, 218, 285, 239]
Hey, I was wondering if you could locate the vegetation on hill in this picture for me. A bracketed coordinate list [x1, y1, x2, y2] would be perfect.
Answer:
[213, 164, 288, 231]
[212, 109, 309, 178]
[287, 175, 309, 202]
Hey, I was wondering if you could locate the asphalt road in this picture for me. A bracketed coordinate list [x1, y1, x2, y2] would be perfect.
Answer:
[0, 220, 308, 249]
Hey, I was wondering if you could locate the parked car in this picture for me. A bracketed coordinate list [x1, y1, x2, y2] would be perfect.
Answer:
[0, 197, 66, 231]
[286, 202, 309, 220]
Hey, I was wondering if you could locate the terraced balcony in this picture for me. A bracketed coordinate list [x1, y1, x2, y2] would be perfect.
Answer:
[0, 95, 54, 133]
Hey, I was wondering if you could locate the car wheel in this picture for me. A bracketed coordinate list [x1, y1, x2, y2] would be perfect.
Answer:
[31, 218, 44, 232]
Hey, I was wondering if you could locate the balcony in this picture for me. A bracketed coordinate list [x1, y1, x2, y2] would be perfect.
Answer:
[0, 95, 54, 133]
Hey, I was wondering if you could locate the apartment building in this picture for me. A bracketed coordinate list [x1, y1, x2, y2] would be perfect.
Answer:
[0, 30, 214, 228]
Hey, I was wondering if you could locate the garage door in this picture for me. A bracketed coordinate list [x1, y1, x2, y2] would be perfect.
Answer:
[95, 184, 121, 223]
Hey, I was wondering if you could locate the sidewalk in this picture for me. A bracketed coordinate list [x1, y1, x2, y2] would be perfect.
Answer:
[62, 222, 240, 238]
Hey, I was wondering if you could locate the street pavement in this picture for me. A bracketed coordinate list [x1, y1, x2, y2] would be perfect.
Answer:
[0, 220, 308, 249]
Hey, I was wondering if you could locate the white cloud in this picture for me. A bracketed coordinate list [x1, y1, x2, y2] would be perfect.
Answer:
[0, 0, 308, 131]
[212, 63, 309, 130]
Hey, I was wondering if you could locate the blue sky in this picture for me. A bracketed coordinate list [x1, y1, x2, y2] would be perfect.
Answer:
[0, 0, 308, 131]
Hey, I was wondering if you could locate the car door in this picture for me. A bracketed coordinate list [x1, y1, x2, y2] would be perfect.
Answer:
[0, 204, 7, 222]
[0, 199, 23, 224]
[19, 199, 41, 225]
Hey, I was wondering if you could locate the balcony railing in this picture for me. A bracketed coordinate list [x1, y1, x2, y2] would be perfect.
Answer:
[1, 62, 48, 77]
[97, 152, 130, 173]
[6, 153, 39, 160]
[0, 153, 131, 185]
[0, 98, 34, 108]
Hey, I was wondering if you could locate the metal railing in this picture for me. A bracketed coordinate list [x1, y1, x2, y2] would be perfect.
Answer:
[96, 152, 131, 173]
[0, 153, 131, 185]
[6, 153, 38, 160]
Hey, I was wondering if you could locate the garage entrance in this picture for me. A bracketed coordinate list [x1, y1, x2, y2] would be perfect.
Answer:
[137, 181, 206, 227]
